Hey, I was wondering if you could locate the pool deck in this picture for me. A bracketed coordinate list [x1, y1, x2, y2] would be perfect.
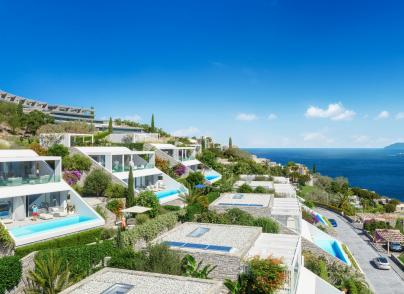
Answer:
[5, 213, 78, 230]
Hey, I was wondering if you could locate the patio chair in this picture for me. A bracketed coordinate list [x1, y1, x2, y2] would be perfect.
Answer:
[1, 218, 13, 225]
[49, 207, 68, 217]
[39, 213, 54, 220]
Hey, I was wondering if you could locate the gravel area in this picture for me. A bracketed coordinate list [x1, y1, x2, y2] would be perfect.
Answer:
[62, 268, 224, 294]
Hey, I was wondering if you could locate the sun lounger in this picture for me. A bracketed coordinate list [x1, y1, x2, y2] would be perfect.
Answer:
[39, 213, 54, 220]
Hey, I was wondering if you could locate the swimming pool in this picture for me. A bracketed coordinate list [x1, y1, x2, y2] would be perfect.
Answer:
[314, 238, 351, 265]
[155, 189, 180, 199]
[314, 213, 328, 226]
[10, 215, 97, 238]
[205, 175, 219, 181]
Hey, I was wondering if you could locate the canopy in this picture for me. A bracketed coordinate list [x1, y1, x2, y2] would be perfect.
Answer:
[121, 206, 151, 214]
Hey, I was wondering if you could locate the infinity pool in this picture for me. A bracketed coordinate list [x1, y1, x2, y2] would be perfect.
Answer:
[155, 189, 180, 199]
[314, 239, 351, 265]
[10, 215, 97, 238]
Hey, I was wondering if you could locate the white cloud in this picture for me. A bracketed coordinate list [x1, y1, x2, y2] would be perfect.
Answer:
[172, 126, 200, 137]
[395, 112, 404, 120]
[375, 110, 389, 120]
[236, 113, 258, 121]
[302, 132, 334, 144]
[305, 103, 355, 121]
[267, 113, 278, 120]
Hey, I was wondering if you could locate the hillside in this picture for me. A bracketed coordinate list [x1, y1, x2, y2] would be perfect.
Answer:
[384, 143, 404, 150]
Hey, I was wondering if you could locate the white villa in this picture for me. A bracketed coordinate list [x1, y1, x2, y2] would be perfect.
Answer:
[145, 143, 222, 184]
[39, 133, 94, 148]
[73, 147, 188, 204]
[0, 149, 104, 246]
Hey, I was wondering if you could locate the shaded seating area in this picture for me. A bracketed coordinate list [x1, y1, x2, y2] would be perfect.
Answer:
[374, 229, 404, 254]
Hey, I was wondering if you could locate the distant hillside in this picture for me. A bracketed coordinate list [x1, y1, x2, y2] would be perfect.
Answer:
[384, 143, 404, 150]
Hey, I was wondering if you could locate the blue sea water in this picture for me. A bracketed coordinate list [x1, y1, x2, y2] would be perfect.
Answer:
[245, 148, 404, 201]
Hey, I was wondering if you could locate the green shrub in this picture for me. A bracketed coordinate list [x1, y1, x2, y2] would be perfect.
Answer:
[105, 183, 127, 199]
[253, 217, 279, 233]
[0, 222, 15, 251]
[95, 205, 107, 219]
[47, 144, 69, 158]
[62, 153, 92, 171]
[181, 203, 205, 222]
[135, 214, 150, 225]
[106, 199, 124, 216]
[35, 241, 114, 283]
[162, 205, 182, 211]
[305, 200, 315, 208]
[83, 169, 111, 196]
[254, 186, 268, 194]
[0, 256, 22, 293]
[122, 212, 179, 246]
[134, 191, 160, 218]
[186, 172, 205, 186]
[237, 183, 254, 193]
[109, 244, 183, 275]
[363, 219, 392, 235]
[15, 228, 114, 257]
[207, 191, 220, 203]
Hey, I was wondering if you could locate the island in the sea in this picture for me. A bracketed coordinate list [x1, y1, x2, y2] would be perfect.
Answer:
[384, 142, 404, 150]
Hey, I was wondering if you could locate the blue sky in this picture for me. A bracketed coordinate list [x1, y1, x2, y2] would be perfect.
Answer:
[1, 0, 404, 147]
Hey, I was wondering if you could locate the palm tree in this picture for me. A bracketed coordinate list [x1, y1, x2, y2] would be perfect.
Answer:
[24, 251, 71, 294]
[181, 254, 216, 279]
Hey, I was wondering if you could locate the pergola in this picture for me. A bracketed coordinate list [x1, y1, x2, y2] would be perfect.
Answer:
[374, 229, 404, 254]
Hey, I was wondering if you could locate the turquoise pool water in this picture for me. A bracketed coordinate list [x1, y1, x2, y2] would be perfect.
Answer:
[315, 213, 328, 226]
[10, 215, 97, 238]
[155, 189, 179, 199]
[314, 239, 350, 265]
[205, 175, 219, 181]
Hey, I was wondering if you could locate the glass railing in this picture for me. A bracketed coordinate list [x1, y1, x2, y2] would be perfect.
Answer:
[112, 163, 155, 173]
[0, 174, 61, 187]
[180, 156, 196, 161]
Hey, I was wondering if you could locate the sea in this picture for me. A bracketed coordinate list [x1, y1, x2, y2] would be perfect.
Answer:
[244, 148, 404, 202]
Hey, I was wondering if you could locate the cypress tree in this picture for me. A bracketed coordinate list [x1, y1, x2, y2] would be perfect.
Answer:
[312, 163, 317, 174]
[229, 137, 233, 149]
[108, 117, 113, 133]
[126, 166, 135, 207]
[151, 114, 155, 132]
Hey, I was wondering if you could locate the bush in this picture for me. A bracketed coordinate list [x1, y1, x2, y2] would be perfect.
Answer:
[122, 212, 179, 246]
[0, 256, 22, 293]
[207, 191, 220, 203]
[134, 191, 160, 218]
[253, 217, 279, 233]
[62, 154, 92, 171]
[363, 219, 392, 235]
[105, 183, 127, 199]
[83, 169, 111, 196]
[35, 241, 114, 283]
[186, 172, 205, 186]
[162, 205, 182, 211]
[0, 222, 15, 251]
[15, 228, 114, 258]
[109, 244, 183, 275]
[254, 186, 268, 194]
[135, 214, 150, 225]
[106, 199, 125, 217]
[305, 200, 315, 208]
[237, 183, 254, 193]
[95, 205, 107, 219]
[63, 170, 82, 185]
[47, 144, 69, 158]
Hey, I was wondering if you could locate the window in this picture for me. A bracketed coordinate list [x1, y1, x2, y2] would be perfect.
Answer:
[232, 194, 244, 199]
[188, 227, 210, 237]
[101, 283, 134, 294]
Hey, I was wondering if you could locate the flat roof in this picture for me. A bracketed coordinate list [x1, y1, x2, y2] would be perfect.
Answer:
[0, 149, 38, 158]
[210, 193, 271, 208]
[271, 198, 301, 216]
[246, 233, 300, 268]
[61, 267, 224, 294]
[234, 180, 274, 189]
[182, 159, 201, 166]
[75, 146, 135, 155]
[274, 183, 296, 194]
[150, 143, 195, 150]
[114, 167, 162, 179]
[155, 222, 261, 257]
[0, 182, 70, 198]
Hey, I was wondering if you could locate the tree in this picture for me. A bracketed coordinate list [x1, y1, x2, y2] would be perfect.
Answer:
[134, 191, 160, 218]
[83, 169, 111, 196]
[25, 110, 54, 134]
[108, 117, 113, 133]
[181, 254, 217, 279]
[47, 144, 69, 158]
[24, 251, 71, 294]
[312, 163, 317, 174]
[186, 172, 205, 187]
[126, 166, 135, 207]
[229, 137, 233, 149]
[151, 114, 155, 132]
[201, 136, 206, 151]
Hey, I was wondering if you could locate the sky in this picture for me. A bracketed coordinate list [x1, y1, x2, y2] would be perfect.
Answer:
[1, 0, 404, 148]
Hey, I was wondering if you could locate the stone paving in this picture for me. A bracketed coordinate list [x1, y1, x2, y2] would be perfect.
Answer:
[316, 208, 404, 294]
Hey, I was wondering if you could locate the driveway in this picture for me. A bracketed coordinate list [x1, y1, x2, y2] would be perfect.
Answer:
[315, 208, 404, 294]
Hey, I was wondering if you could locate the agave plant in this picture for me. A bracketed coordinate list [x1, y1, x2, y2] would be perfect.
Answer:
[181, 254, 217, 279]
[24, 251, 71, 294]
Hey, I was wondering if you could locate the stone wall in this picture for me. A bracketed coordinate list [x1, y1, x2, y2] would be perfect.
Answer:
[6, 251, 37, 294]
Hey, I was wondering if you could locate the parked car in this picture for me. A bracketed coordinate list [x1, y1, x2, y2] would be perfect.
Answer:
[328, 218, 337, 227]
[390, 242, 403, 252]
[373, 257, 391, 270]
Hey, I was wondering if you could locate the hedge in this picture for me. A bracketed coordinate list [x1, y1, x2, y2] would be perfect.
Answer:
[0, 256, 22, 294]
[122, 211, 179, 246]
[15, 228, 114, 257]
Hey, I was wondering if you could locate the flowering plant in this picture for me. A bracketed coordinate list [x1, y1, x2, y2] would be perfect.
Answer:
[63, 170, 82, 185]
[174, 164, 187, 177]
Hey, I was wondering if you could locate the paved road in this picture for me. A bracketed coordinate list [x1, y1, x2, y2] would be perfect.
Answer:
[316, 208, 404, 294]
